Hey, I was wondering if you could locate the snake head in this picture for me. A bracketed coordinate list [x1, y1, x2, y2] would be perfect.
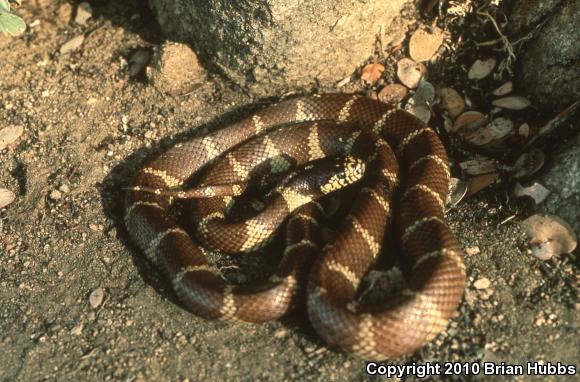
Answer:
[319, 155, 365, 194]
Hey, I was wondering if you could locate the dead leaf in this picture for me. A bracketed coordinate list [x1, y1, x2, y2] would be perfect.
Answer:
[514, 182, 550, 204]
[447, 177, 468, 206]
[467, 172, 500, 195]
[377, 84, 407, 105]
[396, 58, 426, 89]
[485, 117, 514, 140]
[453, 111, 487, 132]
[460, 158, 499, 175]
[521, 214, 577, 260]
[491, 96, 531, 110]
[514, 149, 545, 179]
[473, 277, 491, 289]
[464, 118, 513, 146]
[468, 58, 496, 80]
[518, 123, 530, 138]
[361, 62, 385, 85]
[409, 28, 444, 62]
[492, 81, 513, 96]
[437, 87, 465, 118]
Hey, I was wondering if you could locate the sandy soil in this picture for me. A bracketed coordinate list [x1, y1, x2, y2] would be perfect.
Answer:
[0, 1, 577, 381]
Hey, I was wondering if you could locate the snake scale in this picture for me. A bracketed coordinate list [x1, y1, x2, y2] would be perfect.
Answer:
[124, 93, 466, 359]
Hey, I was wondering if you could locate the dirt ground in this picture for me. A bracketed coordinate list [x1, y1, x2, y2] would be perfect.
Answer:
[0, 1, 577, 381]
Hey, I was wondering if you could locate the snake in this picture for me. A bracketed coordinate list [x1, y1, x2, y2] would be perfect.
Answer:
[123, 93, 466, 359]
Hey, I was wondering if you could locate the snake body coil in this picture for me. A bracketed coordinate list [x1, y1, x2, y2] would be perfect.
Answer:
[124, 94, 466, 359]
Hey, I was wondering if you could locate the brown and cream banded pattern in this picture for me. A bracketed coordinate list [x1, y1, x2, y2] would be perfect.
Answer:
[124, 93, 466, 359]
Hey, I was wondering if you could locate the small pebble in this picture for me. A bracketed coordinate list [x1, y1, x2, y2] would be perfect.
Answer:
[49, 189, 62, 201]
[0, 188, 16, 209]
[0, 125, 24, 150]
[75, 2, 93, 25]
[70, 324, 83, 335]
[149, 42, 206, 95]
[274, 329, 288, 338]
[465, 246, 480, 255]
[405, 103, 431, 123]
[412, 80, 436, 105]
[474, 277, 491, 289]
[89, 287, 105, 308]
[56, 3, 73, 25]
[60, 35, 85, 54]
[518, 123, 530, 137]
[479, 288, 494, 300]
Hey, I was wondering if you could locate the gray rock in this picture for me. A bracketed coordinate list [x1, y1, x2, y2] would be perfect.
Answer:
[538, 134, 580, 236]
[511, 0, 580, 107]
[148, 42, 205, 95]
[147, 0, 410, 96]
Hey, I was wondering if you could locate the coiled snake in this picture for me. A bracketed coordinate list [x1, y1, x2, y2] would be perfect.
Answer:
[124, 93, 466, 359]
